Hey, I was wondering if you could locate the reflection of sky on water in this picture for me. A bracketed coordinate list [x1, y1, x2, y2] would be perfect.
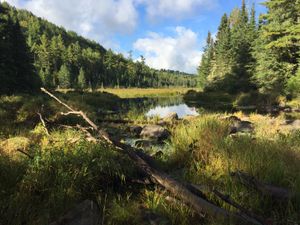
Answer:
[146, 104, 199, 118]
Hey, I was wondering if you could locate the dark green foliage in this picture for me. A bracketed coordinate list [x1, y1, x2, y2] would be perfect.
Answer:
[0, 2, 41, 94]
[57, 64, 71, 88]
[0, 2, 196, 94]
[199, 2, 258, 94]
[198, 0, 300, 102]
[254, 0, 300, 96]
[198, 32, 214, 87]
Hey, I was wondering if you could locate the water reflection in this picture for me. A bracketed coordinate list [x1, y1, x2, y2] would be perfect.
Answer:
[146, 104, 199, 118]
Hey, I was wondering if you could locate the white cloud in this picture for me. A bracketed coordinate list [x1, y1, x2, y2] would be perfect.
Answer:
[136, 0, 217, 20]
[133, 26, 202, 74]
[2, 0, 138, 49]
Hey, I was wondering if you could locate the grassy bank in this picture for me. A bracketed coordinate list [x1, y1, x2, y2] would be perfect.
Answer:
[1, 90, 300, 224]
[97, 87, 198, 98]
[167, 114, 300, 223]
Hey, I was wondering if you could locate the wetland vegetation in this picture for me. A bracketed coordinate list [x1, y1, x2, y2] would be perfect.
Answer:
[1, 0, 300, 224]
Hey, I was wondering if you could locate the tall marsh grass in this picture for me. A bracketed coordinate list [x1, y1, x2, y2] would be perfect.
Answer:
[170, 115, 300, 223]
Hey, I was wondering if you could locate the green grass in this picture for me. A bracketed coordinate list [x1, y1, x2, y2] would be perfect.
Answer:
[168, 114, 300, 224]
[97, 87, 198, 98]
[1, 90, 300, 224]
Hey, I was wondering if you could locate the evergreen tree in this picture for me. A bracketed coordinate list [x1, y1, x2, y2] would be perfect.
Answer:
[198, 32, 214, 88]
[77, 67, 86, 89]
[57, 64, 71, 88]
[254, 0, 300, 95]
[0, 2, 40, 94]
[210, 14, 233, 81]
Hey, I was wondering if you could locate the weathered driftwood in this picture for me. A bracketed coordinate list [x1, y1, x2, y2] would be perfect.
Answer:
[231, 171, 294, 200]
[37, 112, 50, 135]
[41, 88, 265, 225]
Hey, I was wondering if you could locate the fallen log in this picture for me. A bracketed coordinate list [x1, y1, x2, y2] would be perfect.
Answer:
[41, 88, 265, 225]
[231, 171, 294, 200]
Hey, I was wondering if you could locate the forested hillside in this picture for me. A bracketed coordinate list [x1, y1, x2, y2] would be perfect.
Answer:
[0, 2, 197, 94]
[198, 0, 299, 99]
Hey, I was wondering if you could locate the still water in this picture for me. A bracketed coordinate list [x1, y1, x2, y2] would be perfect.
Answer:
[146, 104, 199, 118]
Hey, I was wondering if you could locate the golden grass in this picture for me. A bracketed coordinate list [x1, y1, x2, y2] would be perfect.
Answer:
[96, 87, 199, 98]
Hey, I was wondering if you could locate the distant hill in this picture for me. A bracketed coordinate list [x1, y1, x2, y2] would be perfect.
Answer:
[0, 2, 197, 94]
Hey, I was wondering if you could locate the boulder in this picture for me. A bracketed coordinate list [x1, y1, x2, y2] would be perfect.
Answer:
[230, 120, 254, 134]
[128, 125, 143, 137]
[140, 125, 170, 141]
[50, 200, 100, 225]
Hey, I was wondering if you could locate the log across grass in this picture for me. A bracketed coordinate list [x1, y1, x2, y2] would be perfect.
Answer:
[0, 89, 299, 224]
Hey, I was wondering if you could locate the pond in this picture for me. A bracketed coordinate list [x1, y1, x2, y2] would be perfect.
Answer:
[146, 104, 199, 118]
[117, 96, 200, 119]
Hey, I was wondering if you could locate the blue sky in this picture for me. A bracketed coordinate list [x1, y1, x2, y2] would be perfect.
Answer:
[2, 0, 266, 73]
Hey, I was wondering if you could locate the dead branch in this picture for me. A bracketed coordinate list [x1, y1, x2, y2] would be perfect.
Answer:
[37, 112, 49, 135]
[16, 149, 33, 159]
[41, 88, 264, 225]
[231, 171, 294, 200]
[212, 189, 266, 224]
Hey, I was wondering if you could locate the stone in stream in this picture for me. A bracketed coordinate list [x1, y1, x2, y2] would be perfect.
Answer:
[140, 125, 170, 141]
[49, 200, 100, 225]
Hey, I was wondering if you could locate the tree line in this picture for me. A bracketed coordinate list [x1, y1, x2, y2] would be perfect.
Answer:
[198, 0, 300, 99]
[0, 2, 197, 94]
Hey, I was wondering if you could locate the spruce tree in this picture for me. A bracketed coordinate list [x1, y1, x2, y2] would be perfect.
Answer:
[77, 67, 86, 89]
[254, 0, 300, 95]
[207, 13, 234, 90]
[57, 64, 71, 88]
[198, 32, 214, 88]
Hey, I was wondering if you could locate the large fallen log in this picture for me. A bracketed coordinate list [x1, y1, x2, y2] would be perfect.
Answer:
[231, 171, 294, 200]
[41, 88, 265, 225]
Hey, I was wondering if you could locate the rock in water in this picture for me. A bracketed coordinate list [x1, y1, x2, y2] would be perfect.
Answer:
[140, 125, 170, 141]
[49, 200, 100, 225]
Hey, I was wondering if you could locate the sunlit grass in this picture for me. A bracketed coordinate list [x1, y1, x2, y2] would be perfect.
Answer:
[169, 115, 300, 223]
[97, 87, 199, 98]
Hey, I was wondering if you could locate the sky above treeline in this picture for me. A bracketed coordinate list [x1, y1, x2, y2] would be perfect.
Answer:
[2, 0, 266, 73]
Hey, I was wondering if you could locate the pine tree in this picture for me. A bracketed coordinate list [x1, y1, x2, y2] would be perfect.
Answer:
[57, 64, 71, 88]
[77, 67, 86, 89]
[208, 13, 233, 85]
[198, 31, 214, 88]
[254, 0, 300, 95]
[0, 2, 40, 94]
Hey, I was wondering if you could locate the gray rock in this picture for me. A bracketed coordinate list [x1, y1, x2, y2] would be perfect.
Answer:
[49, 200, 100, 225]
[129, 125, 143, 137]
[230, 120, 254, 134]
[140, 125, 170, 141]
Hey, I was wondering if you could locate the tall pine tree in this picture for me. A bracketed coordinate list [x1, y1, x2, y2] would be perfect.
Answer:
[254, 0, 300, 95]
